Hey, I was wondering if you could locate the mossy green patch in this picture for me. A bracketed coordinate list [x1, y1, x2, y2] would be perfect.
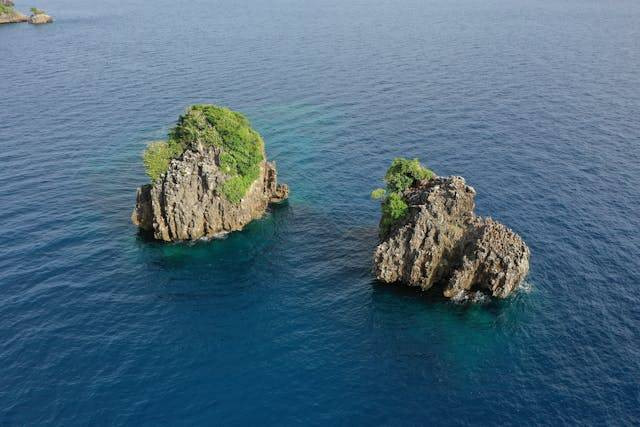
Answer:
[384, 157, 434, 193]
[143, 140, 184, 182]
[370, 188, 386, 200]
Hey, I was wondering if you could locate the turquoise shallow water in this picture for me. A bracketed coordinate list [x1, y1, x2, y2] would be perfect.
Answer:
[1, 0, 640, 424]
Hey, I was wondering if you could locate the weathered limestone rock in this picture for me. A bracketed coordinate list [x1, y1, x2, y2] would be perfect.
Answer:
[28, 13, 52, 24]
[132, 141, 288, 242]
[373, 176, 529, 300]
[0, 9, 27, 24]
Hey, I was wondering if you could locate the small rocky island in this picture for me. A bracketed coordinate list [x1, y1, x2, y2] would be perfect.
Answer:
[0, 1, 27, 24]
[132, 105, 288, 242]
[372, 158, 529, 301]
[28, 7, 52, 24]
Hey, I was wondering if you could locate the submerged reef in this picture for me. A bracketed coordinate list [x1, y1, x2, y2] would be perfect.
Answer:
[372, 158, 529, 300]
[132, 105, 288, 242]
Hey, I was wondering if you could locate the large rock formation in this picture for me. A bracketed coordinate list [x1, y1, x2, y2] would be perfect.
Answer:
[132, 105, 288, 242]
[374, 176, 529, 300]
[132, 142, 287, 241]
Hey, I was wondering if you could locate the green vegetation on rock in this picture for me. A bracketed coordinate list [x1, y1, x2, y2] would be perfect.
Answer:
[380, 192, 409, 229]
[0, 3, 13, 13]
[30, 6, 44, 14]
[370, 188, 386, 200]
[372, 157, 434, 235]
[143, 140, 183, 182]
[142, 105, 265, 203]
[384, 157, 434, 193]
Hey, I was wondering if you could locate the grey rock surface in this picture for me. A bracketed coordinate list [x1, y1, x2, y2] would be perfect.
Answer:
[132, 141, 288, 242]
[373, 176, 529, 300]
[0, 9, 27, 24]
[28, 13, 53, 24]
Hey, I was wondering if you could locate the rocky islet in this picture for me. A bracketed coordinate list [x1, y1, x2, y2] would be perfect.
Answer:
[0, 0, 27, 24]
[0, 1, 52, 24]
[28, 8, 52, 24]
[131, 105, 288, 242]
[372, 162, 530, 300]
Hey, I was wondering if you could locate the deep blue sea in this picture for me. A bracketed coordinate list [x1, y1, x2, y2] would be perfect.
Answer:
[1, 0, 639, 424]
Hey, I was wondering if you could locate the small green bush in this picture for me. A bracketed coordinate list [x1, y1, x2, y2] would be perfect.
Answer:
[373, 157, 434, 236]
[0, 4, 13, 13]
[370, 188, 386, 200]
[142, 140, 183, 182]
[221, 174, 257, 204]
[380, 192, 408, 231]
[30, 7, 45, 14]
[384, 157, 434, 193]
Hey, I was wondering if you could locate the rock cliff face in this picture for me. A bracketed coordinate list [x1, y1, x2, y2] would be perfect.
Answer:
[0, 9, 27, 24]
[132, 141, 288, 242]
[28, 13, 52, 24]
[373, 176, 529, 300]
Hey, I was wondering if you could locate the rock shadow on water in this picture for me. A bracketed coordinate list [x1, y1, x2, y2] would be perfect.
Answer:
[134, 201, 293, 271]
[128, 204, 295, 303]
[370, 276, 534, 331]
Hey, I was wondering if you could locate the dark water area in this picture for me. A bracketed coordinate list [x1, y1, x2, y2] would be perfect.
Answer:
[1, 0, 639, 424]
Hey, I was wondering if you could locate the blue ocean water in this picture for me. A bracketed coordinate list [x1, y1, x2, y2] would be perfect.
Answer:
[1, 0, 639, 424]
